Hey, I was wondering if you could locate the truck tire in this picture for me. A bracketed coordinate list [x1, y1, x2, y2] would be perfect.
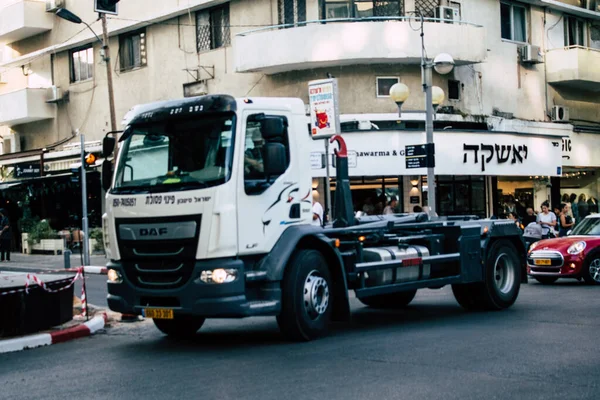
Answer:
[357, 290, 417, 309]
[581, 254, 600, 285]
[533, 276, 559, 285]
[276, 249, 332, 341]
[153, 316, 205, 338]
[452, 240, 521, 311]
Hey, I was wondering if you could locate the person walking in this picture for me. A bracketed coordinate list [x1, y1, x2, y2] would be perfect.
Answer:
[383, 198, 398, 215]
[312, 191, 324, 227]
[558, 203, 574, 237]
[537, 202, 557, 239]
[0, 209, 11, 261]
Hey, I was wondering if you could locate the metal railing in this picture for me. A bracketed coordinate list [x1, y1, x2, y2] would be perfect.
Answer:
[547, 45, 600, 53]
[236, 16, 483, 37]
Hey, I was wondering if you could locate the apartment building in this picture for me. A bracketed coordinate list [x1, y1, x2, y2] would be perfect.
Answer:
[0, 0, 598, 225]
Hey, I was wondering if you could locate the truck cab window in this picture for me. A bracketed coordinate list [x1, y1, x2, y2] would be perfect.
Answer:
[244, 114, 290, 194]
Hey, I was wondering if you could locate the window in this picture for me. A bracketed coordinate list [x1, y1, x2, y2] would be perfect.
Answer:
[278, 0, 306, 25]
[322, 1, 404, 19]
[376, 77, 399, 97]
[415, 0, 440, 18]
[70, 46, 94, 83]
[244, 114, 290, 194]
[500, 1, 527, 42]
[119, 30, 146, 71]
[197, 4, 231, 52]
[564, 16, 587, 46]
[448, 80, 460, 100]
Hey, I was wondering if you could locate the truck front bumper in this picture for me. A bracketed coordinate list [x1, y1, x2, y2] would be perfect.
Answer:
[106, 258, 281, 318]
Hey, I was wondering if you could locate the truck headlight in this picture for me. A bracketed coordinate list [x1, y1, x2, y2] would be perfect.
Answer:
[200, 269, 237, 284]
[108, 269, 122, 283]
[567, 241, 586, 255]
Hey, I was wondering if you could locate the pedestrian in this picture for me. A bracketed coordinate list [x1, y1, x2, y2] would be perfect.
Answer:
[0, 208, 11, 261]
[537, 201, 557, 239]
[312, 191, 324, 227]
[383, 198, 397, 215]
[413, 205, 423, 213]
[522, 207, 537, 227]
[570, 193, 579, 223]
[558, 203, 574, 237]
[578, 194, 589, 220]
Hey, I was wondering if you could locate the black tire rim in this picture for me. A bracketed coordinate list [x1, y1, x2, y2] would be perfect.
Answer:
[589, 259, 600, 283]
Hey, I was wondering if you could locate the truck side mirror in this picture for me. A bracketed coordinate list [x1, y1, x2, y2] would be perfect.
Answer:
[264, 143, 287, 178]
[261, 117, 285, 139]
[102, 159, 113, 191]
[103, 136, 116, 158]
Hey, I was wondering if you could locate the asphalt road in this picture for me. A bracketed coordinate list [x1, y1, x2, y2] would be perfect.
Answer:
[1, 280, 599, 400]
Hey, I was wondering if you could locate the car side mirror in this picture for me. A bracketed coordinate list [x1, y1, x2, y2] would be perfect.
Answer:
[103, 136, 116, 158]
[264, 143, 287, 178]
[102, 159, 113, 191]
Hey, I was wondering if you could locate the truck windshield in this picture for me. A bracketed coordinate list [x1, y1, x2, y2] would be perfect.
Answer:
[113, 113, 236, 194]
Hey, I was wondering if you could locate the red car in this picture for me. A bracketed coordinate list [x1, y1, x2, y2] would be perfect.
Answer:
[527, 214, 600, 284]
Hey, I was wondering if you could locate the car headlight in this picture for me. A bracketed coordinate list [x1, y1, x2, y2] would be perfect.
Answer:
[567, 241, 586, 255]
[528, 242, 539, 253]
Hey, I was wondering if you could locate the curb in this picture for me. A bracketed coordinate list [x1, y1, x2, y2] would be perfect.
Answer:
[82, 266, 107, 275]
[0, 313, 107, 355]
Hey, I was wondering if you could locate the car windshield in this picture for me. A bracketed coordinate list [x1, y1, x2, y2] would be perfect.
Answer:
[570, 217, 600, 236]
[113, 113, 236, 194]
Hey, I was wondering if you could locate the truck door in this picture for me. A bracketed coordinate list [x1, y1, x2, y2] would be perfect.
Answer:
[237, 111, 307, 255]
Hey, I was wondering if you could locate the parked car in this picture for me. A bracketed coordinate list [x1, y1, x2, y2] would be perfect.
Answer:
[527, 214, 600, 284]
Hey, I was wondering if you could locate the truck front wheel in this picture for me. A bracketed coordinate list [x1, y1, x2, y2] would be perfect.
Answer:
[357, 290, 417, 309]
[153, 316, 205, 338]
[277, 249, 332, 341]
[452, 240, 521, 311]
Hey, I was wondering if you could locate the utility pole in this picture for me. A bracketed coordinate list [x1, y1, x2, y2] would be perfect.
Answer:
[80, 132, 90, 266]
[101, 13, 117, 134]
[420, 16, 436, 216]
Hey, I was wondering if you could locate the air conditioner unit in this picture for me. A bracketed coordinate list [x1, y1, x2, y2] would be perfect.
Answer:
[45, 0, 64, 12]
[551, 106, 570, 123]
[46, 86, 64, 103]
[520, 44, 543, 64]
[435, 6, 460, 23]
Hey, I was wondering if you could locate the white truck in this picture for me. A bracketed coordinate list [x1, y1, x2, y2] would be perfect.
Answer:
[101, 95, 526, 341]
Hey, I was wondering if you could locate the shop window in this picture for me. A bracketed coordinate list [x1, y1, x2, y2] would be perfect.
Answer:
[448, 80, 460, 100]
[564, 16, 587, 47]
[278, 0, 306, 26]
[437, 176, 487, 218]
[500, 1, 527, 43]
[244, 115, 291, 195]
[197, 3, 231, 52]
[70, 45, 94, 83]
[376, 77, 399, 97]
[322, 1, 404, 19]
[119, 29, 147, 71]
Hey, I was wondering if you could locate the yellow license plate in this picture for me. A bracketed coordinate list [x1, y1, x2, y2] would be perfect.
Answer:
[534, 259, 552, 266]
[144, 308, 174, 319]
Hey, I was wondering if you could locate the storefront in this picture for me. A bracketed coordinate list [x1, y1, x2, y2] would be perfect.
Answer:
[559, 131, 600, 220]
[311, 125, 562, 219]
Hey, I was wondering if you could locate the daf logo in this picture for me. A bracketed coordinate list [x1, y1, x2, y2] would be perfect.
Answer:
[139, 228, 168, 237]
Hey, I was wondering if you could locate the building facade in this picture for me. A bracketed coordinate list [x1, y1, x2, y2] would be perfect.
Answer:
[0, 0, 599, 225]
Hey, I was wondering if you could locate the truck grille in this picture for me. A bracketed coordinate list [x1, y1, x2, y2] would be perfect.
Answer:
[115, 215, 201, 290]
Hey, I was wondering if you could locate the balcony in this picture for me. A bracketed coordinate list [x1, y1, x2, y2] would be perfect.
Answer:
[546, 46, 600, 92]
[0, 88, 54, 126]
[0, 0, 54, 45]
[234, 18, 487, 74]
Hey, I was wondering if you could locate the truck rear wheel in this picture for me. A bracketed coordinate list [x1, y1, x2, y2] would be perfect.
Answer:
[357, 290, 417, 309]
[153, 316, 205, 338]
[277, 249, 332, 341]
[452, 240, 521, 311]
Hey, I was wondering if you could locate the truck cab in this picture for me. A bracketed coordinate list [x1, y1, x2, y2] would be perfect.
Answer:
[102, 94, 526, 341]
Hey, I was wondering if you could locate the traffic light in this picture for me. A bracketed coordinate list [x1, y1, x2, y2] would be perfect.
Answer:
[95, 0, 120, 15]
[85, 153, 97, 168]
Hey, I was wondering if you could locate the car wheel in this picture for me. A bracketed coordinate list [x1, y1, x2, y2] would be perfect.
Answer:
[582, 255, 600, 285]
[533, 276, 559, 285]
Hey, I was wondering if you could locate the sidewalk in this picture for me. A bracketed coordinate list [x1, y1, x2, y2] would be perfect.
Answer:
[0, 253, 107, 272]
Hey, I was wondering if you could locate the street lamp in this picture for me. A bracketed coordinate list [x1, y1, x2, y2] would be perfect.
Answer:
[389, 17, 455, 216]
[55, 8, 117, 133]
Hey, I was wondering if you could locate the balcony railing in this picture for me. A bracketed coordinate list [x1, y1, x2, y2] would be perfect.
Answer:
[234, 16, 486, 74]
[546, 45, 600, 91]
